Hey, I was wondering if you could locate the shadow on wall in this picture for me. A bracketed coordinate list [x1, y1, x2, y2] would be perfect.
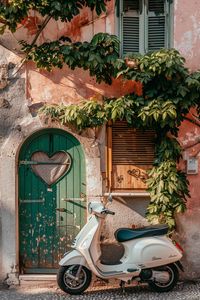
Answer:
[118, 196, 150, 218]
[26, 62, 137, 104]
[100, 197, 150, 264]
[103, 196, 150, 236]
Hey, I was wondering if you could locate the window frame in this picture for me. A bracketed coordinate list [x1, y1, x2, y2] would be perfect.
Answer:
[106, 120, 156, 192]
[117, 0, 174, 55]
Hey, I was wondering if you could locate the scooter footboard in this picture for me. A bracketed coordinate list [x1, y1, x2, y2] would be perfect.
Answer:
[59, 249, 90, 269]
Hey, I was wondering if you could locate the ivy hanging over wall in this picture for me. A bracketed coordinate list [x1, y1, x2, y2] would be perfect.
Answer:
[20, 33, 120, 84]
[39, 48, 200, 229]
[0, 0, 110, 32]
[1, 1, 200, 229]
[40, 94, 191, 229]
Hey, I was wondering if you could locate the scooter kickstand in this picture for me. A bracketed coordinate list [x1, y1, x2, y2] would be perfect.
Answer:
[120, 281, 125, 293]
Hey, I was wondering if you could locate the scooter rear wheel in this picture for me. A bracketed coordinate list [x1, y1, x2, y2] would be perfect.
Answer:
[148, 263, 179, 293]
[57, 265, 92, 295]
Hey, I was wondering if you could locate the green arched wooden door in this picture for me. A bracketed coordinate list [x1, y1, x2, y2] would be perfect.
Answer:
[18, 129, 86, 273]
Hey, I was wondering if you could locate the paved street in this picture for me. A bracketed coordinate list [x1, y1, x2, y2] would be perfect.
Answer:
[1, 281, 200, 300]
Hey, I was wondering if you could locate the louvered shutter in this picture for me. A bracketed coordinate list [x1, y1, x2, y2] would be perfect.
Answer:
[112, 121, 155, 165]
[111, 121, 155, 190]
[120, 0, 171, 54]
[122, 0, 140, 54]
[147, 0, 166, 51]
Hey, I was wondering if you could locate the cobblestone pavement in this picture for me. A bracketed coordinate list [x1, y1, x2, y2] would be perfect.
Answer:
[1, 281, 200, 300]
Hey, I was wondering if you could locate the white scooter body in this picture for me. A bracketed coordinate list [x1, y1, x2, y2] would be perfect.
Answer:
[59, 201, 182, 283]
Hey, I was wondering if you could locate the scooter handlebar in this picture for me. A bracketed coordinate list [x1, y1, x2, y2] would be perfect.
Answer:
[102, 209, 115, 215]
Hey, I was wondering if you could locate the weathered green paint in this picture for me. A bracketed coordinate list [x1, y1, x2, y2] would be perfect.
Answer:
[19, 129, 86, 273]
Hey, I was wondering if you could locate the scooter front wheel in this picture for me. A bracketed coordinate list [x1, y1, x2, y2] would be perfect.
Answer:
[148, 263, 179, 293]
[57, 265, 92, 295]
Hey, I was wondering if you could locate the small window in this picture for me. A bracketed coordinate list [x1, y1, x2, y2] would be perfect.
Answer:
[109, 121, 155, 191]
[119, 0, 173, 55]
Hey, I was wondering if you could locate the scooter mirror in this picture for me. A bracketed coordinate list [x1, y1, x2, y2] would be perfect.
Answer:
[108, 193, 112, 202]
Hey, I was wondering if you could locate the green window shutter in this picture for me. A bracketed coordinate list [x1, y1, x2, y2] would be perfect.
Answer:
[122, 0, 140, 54]
[147, 0, 167, 51]
[120, 0, 172, 54]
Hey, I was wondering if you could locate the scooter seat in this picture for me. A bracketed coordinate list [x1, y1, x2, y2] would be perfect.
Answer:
[114, 224, 168, 243]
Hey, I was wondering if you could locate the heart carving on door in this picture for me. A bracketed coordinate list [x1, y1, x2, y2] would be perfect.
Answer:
[31, 151, 71, 186]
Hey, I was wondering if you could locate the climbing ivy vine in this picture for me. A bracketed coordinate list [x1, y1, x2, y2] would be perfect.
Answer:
[1, 0, 200, 229]
[0, 0, 109, 32]
[20, 33, 120, 84]
[39, 49, 200, 229]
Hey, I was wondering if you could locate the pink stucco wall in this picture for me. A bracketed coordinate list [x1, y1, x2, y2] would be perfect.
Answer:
[1, 0, 200, 279]
[174, 0, 200, 212]
[174, 0, 200, 70]
[179, 116, 200, 210]
[26, 63, 138, 105]
[174, 0, 200, 278]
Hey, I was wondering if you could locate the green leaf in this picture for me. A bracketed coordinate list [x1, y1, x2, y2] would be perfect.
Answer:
[53, 1, 61, 10]
[0, 25, 6, 35]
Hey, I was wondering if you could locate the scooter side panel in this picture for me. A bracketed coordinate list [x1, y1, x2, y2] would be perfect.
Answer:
[59, 249, 90, 269]
[123, 236, 182, 269]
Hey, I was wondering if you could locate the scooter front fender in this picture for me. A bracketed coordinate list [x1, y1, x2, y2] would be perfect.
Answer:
[59, 249, 90, 269]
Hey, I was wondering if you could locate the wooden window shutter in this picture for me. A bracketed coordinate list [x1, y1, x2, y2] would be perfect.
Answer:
[147, 0, 167, 51]
[111, 121, 155, 191]
[122, 0, 140, 54]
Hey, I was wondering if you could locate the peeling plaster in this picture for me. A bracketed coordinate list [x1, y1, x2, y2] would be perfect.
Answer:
[174, 0, 200, 69]
[176, 31, 193, 58]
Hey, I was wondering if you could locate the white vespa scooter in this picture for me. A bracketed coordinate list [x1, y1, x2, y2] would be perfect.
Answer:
[57, 195, 183, 295]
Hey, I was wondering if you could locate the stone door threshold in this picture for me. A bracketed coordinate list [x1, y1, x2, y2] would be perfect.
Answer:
[19, 275, 56, 281]
[19, 275, 57, 287]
